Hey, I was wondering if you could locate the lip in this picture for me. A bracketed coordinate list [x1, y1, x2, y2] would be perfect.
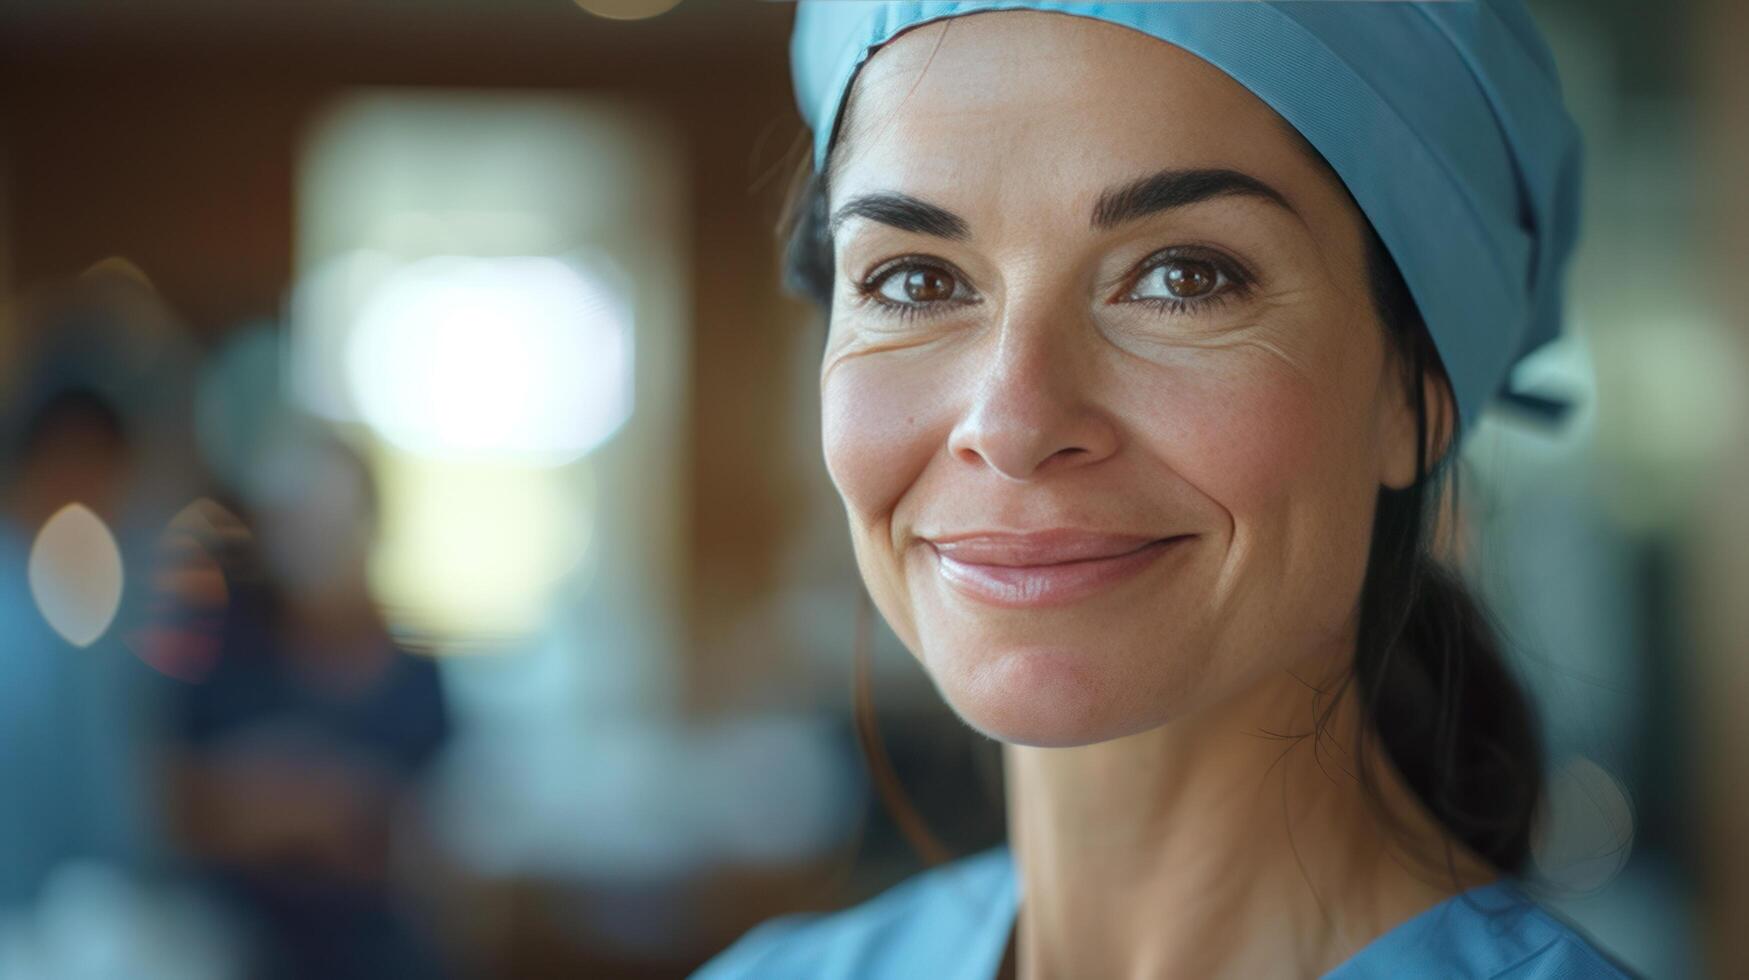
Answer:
[924, 530, 1191, 609]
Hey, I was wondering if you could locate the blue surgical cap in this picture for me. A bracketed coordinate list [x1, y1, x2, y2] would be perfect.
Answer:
[790, 1, 1584, 433]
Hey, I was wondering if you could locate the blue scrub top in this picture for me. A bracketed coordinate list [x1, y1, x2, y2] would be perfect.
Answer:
[694, 846, 1638, 979]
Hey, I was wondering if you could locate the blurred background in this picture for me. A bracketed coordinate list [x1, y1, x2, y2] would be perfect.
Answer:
[0, 0, 1742, 977]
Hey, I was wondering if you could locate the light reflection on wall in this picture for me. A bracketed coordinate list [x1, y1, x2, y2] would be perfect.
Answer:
[369, 451, 592, 640]
[346, 254, 632, 465]
[280, 90, 842, 899]
[291, 90, 685, 649]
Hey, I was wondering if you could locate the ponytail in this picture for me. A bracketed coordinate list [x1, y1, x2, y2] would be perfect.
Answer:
[1346, 221, 1546, 878]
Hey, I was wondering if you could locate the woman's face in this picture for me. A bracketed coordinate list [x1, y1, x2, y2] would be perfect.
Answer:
[821, 12, 1423, 747]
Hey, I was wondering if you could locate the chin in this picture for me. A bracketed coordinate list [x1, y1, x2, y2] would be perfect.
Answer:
[925, 639, 1178, 748]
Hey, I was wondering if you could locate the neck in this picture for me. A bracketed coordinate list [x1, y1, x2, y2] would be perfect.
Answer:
[1001, 648, 1498, 980]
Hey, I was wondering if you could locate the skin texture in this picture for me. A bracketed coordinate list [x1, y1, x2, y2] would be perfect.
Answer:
[820, 12, 1492, 979]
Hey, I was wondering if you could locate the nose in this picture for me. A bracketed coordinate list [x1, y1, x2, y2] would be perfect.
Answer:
[946, 309, 1119, 481]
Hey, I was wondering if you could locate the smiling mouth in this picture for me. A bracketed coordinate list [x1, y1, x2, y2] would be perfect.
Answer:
[925, 531, 1192, 609]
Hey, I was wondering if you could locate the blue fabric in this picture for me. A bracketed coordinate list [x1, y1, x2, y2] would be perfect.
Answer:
[693, 846, 1639, 979]
[789, 0, 1585, 433]
[0, 522, 166, 910]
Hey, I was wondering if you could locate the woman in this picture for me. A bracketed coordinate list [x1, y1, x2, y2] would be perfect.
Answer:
[701, 2, 1634, 977]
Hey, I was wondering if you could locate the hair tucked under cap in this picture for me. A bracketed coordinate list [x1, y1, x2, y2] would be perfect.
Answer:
[790, 0, 1584, 434]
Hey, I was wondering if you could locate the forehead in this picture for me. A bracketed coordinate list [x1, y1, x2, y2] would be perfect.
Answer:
[830, 11, 1334, 220]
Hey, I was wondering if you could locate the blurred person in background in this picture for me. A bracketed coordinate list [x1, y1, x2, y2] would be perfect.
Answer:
[159, 424, 454, 980]
[0, 385, 143, 907]
[0, 269, 192, 968]
[700, 2, 1639, 978]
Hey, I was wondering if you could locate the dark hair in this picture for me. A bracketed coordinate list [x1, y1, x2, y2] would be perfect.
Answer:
[1349, 216, 1545, 880]
[16, 386, 132, 460]
[777, 150, 1547, 883]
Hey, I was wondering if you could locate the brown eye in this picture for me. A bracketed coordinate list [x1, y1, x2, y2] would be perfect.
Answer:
[904, 267, 956, 302]
[1127, 253, 1237, 308]
[870, 261, 972, 309]
[1162, 259, 1217, 298]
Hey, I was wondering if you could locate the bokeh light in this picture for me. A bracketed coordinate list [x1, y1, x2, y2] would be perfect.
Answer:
[346, 255, 632, 465]
[573, 0, 683, 22]
[27, 503, 125, 649]
[193, 323, 286, 493]
[1533, 754, 1638, 893]
[126, 499, 246, 682]
[368, 450, 592, 641]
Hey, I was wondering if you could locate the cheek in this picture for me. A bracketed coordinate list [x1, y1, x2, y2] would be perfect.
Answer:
[1153, 308, 1390, 508]
[820, 353, 956, 524]
[1139, 349, 1381, 650]
[1130, 356, 1328, 508]
[822, 349, 964, 654]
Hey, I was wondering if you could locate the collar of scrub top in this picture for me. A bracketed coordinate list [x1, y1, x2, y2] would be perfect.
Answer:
[791, 0, 1585, 435]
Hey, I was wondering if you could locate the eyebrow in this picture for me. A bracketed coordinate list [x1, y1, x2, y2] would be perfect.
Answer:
[830, 167, 1296, 242]
[1091, 167, 1296, 229]
[829, 192, 970, 241]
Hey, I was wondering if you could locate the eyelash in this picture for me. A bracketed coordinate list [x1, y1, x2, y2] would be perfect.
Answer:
[851, 248, 1252, 322]
[853, 255, 976, 321]
[1123, 247, 1254, 316]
